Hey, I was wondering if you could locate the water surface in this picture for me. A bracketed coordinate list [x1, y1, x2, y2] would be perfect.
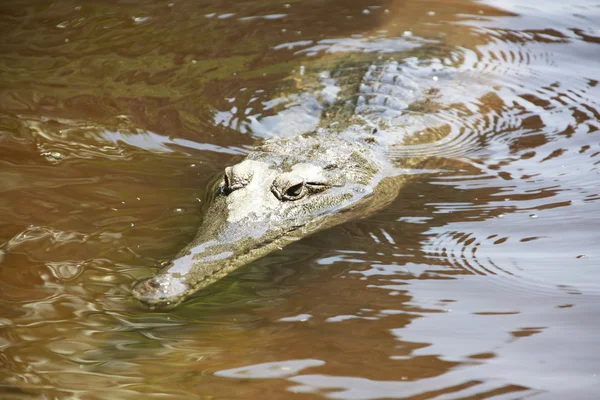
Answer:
[1, 0, 599, 398]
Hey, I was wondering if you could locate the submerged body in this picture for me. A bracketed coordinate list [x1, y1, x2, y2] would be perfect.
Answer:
[132, 57, 467, 308]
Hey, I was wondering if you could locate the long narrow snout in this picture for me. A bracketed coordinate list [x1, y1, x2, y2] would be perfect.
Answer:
[132, 161, 303, 308]
[131, 190, 295, 308]
[131, 220, 298, 308]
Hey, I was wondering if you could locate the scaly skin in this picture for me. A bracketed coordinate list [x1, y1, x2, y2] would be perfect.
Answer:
[132, 55, 466, 308]
[132, 125, 407, 308]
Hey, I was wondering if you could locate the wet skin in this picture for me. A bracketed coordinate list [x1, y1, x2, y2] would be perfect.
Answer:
[131, 57, 458, 308]
[132, 127, 405, 308]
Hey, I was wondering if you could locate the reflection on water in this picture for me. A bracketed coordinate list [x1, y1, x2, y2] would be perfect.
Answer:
[1, 0, 599, 398]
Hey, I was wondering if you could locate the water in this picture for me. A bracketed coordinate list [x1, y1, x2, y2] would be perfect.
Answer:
[1, 0, 599, 398]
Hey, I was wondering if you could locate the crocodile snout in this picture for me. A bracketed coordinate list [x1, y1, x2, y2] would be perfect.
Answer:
[132, 273, 190, 308]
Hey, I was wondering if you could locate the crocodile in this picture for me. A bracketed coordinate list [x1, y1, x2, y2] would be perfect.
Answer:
[132, 51, 480, 309]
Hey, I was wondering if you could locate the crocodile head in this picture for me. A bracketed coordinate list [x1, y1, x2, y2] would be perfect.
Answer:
[132, 131, 397, 308]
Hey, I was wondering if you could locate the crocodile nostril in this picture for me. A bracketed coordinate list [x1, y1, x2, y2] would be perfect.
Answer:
[132, 274, 190, 308]
[147, 279, 160, 289]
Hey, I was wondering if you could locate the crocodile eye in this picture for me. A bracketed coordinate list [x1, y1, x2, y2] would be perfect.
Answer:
[272, 174, 308, 201]
[284, 182, 306, 200]
[222, 166, 252, 195]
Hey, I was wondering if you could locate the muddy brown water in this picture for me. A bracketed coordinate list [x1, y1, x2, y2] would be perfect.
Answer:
[1, 0, 599, 398]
